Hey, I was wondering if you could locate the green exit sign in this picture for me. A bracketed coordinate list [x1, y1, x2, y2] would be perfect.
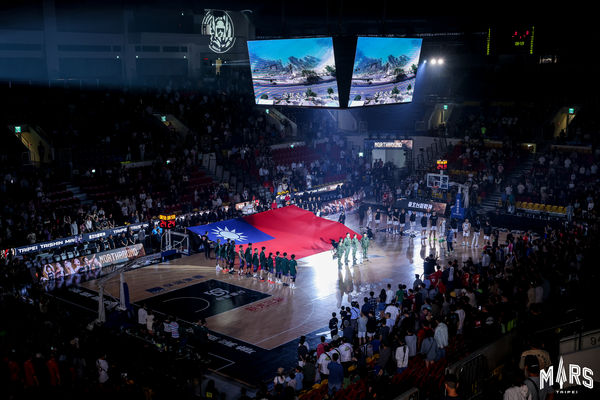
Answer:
[14, 126, 21, 133]
[443, 105, 448, 110]
[568, 108, 575, 114]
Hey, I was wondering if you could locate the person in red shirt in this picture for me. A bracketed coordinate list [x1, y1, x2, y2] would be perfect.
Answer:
[461, 272, 470, 288]
[430, 265, 443, 288]
[6, 356, 21, 387]
[24, 356, 38, 388]
[416, 321, 433, 350]
[46, 355, 61, 387]
[316, 335, 328, 358]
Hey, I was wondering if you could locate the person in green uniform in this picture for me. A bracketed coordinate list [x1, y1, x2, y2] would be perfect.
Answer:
[281, 252, 290, 286]
[252, 248, 259, 278]
[259, 246, 267, 281]
[223, 240, 231, 271]
[227, 240, 235, 273]
[215, 239, 222, 270]
[361, 233, 370, 261]
[274, 251, 282, 284]
[351, 234, 359, 264]
[289, 254, 298, 289]
[266, 252, 274, 283]
[343, 233, 351, 264]
[244, 243, 253, 276]
[336, 237, 344, 269]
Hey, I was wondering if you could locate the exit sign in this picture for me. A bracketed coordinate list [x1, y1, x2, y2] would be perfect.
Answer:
[568, 108, 575, 114]
[14, 126, 21, 133]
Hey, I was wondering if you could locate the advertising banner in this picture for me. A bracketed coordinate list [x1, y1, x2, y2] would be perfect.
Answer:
[396, 199, 447, 215]
[40, 243, 146, 281]
[14, 222, 149, 256]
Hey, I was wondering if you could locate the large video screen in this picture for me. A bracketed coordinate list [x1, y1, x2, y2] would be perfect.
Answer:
[348, 37, 423, 107]
[247, 38, 339, 107]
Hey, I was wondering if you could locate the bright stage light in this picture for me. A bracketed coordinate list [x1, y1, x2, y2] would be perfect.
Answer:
[431, 58, 437, 65]
[438, 58, 444, 64]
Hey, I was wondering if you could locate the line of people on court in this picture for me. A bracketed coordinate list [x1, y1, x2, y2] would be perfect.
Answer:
[213, 240, 299, 288]
[332, 232, 370, 269]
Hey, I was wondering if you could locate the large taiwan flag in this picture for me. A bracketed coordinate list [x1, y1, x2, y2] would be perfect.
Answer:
[188, 205, 360, 259]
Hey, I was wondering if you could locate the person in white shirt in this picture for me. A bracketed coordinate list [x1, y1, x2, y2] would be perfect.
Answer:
[146, 311, 155, 334]
[462, 219, 471, 246]
[454, 305, 466, 334]
[384, 303, 399, 326]
[395, 340, 409, 374]
[317, 351, 332, 380]
[337, 339, 353, 371]
[385, 284, 395, 305]
[137, 305, 148, 326]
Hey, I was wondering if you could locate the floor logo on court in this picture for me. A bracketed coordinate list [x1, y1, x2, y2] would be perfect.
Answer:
[141, 280, 270, 321]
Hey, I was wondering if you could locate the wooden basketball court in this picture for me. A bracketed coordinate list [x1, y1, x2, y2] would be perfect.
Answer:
[81, 213, 501, 350]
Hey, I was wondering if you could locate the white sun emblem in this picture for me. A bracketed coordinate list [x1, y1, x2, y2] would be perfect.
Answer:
[212, 227, 248, 242]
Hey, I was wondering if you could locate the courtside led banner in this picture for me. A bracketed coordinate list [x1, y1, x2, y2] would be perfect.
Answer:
[40, 244, 146, 281]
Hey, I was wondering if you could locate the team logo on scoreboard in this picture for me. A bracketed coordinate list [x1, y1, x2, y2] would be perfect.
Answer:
[202, 10, 236, 54]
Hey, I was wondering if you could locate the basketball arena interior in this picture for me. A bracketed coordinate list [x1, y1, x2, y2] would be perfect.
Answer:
[0, 2, 598, 400]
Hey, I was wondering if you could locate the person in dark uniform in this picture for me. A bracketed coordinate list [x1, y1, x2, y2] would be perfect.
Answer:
[409, 211, 417, 234]
[275, 251, 282, 284]
[259, 246, 267, 281]
[399, 209, 407, 236]
[281, 252, 290, 286]
[420, 213, 429, 244]
[429, 211, 439, 243]
[338, 210, 346, 225]
[244, 243, 253, 276]
[237, 245, 245, 275]
[252, 248, 260, 278]
[266, 252, 274, 283]
[393, 208, 400, 235]
[202, 231, 211, 260]
[289, 254, 298, 289]
[227, 240, 236, 272]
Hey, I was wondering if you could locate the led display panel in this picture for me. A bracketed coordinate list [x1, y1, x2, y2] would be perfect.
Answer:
[247, 37, 340, 107]
[348, 37, 423, 107]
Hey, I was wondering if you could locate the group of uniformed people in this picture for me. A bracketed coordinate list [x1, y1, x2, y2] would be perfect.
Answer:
[213, 239, 299, 288]
[333, 232, 370, 269]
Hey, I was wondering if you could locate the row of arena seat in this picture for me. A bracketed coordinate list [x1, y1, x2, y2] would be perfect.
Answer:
[515, 201, 566, 214]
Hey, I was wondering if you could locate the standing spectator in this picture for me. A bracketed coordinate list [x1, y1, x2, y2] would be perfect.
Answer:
[138, 305, 148, 328]
[375, 342, 392, 376]
[395, 339, 409, 374]
[327, 353, 344, 394]
[421, 330, 437, 368]
[434, 318, 449, 360]
[444, 374, 461, 399]
[523, 355, 554, 400]
[96, 354, 109, 384]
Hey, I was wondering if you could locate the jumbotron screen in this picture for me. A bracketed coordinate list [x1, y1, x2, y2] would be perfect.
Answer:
[348, 37, 423, 107]
[247, 38, 340, 107]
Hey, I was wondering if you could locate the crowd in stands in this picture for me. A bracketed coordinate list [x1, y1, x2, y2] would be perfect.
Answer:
[513, 147, 600, 220]
[271, 219, 594, 399]
[0, 286, 223, 400]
